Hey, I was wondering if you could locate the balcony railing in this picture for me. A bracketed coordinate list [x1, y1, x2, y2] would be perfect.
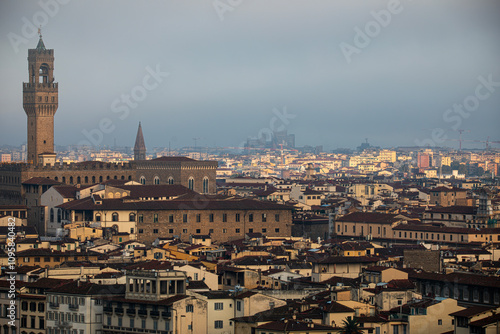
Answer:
[150, 310, 160, 318]
[68, 304, 79, 310]
[115, 307, 124, 315]
[49, 302, 59, 309]
[126, 308, 136, 316]
[103, 306, 113, 314]
[56, 320, 71, 327]
[161, 311, 171, 318]
[138, 309, 148, 317]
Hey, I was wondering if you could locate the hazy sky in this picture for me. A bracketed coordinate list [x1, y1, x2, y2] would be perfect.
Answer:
[1, 0, 499, 151]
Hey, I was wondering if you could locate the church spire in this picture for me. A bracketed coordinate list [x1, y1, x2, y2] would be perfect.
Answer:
[134, 122, 146, 160]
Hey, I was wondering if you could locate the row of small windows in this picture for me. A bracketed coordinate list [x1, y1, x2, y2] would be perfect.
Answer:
[55, 175, 132, 184]
[140, 176, 175, 185]
[0, 176, 20, 184]
[21, 301, 44, 312]
[429, 213, 469, 220]
[95, 213, 136, 222]
[141, 227, 281, 234]
[298, 195, 321, 200]
[23, 94, 56, 102]
[395, 231, 463, 242]
[141, 176, 209, 192]
[93, 212, 280, 223]
[143, 213, 280, 223]
[336, 224, 479, 243]
[20, 315, 44, 330]
[29, 96, 56, 102]
[106, 316, 168, 331]
[47, 296, 85, 305]
[421, 285, 500, 305]
[46, 328, 85, 334]
[46, 312, 86, 323]
[24, 256, 80, 263]
[395, 231, 499, 242]
[337, 225, 386, 236]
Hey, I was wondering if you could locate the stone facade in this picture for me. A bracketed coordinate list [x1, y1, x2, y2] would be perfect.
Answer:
[137, 205, 292, 244]
[429, 187, 468, 207]
[0, 35, 218, 234]
[23, 36, 58, 165]
[403, 249, 441, 272]
[133, 157, 217, 194]
[1, 156, 218, 201]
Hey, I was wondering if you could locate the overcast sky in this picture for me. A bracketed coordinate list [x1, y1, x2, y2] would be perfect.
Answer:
[1, 0, 499, 151]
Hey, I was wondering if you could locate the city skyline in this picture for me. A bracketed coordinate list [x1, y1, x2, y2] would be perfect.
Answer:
[1, 1, 500, 151]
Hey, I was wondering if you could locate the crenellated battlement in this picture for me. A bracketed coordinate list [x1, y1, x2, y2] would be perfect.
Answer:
[0, 161, 133, 172]
[28, 49, 53, 56]
[32, 161, 133, 171]
[23, 82, 58, 90]
[0, 163, 26, 172]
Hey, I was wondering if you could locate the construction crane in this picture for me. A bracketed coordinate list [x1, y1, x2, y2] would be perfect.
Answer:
[471, 137, 500, 150]
[457, 129, 470, 151]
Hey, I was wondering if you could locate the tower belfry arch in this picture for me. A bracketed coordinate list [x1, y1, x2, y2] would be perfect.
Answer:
[23, 29, 59, 165]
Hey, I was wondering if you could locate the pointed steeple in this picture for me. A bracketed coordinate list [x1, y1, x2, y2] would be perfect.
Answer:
[134, 122, 146, 160]
[36, 28, 46, 52]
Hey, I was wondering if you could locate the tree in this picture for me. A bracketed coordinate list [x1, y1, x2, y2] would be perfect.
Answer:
[340, 317, 363, 334]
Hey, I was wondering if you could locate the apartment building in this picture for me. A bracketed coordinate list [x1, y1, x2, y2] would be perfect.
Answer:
[102, 269, 207, 334]
[46, 281, 125, 334]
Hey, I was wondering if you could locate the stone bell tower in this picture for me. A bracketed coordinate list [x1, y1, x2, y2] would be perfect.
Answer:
[23, 30, 58, 165]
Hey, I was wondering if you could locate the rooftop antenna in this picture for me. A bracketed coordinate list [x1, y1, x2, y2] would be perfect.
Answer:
[38, 26, 42, 38]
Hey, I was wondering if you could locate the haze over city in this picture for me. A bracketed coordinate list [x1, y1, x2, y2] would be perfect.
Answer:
[1, 0, 499, 151]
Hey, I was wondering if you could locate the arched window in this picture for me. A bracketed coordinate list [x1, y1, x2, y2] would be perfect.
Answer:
[84, 176, 88, 183]
[50, 208, 54, 222]
[188, 177, 194, 190]
[55, 176, 58, 181]
[62, 176, 66, 183]
[128, 176, 132, 180]
[112, 212, 119, 222]
[57, 209, 61, 223]
[129, 213, 136, 222]
[106, 175, 110, 180]
[77, 176, 81, 184]
[92, 176, 96, 183]
[114, 175, 117, 180]
[39, 64, 49, 83]
[69, 176, 73, 184]
[115, 192, 121, 198]
[140, 176, 146, 185]
[121, 175, 125, 180]
[168, 177, 174, 185]
[154, 176, 160, 185]
[99, 176, 103, 182]
[95, 214, 101, 222]
[202, 177, 209, 194]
